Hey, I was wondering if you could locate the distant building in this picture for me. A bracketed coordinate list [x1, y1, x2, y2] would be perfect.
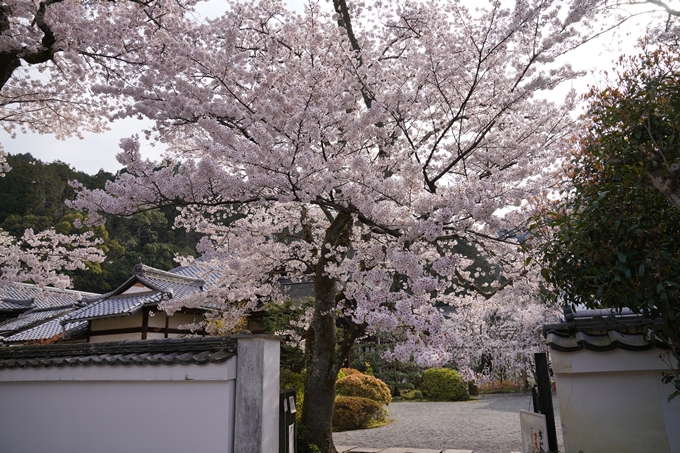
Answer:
[0, 260, 222, 345]
[0, 283, 99, 342]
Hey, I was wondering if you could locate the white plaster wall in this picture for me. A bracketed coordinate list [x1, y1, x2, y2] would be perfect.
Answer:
[656, 374, 680, 453]
[552, 348, 680, 453]
[91, 312, 143, 331]
[146, 332, 166, 340]
[121, 284, 153, 294]
[168, 312, 202, 329]
[0, 379, 236, 453]
[148, 311, 167, 328]
[0, 336, 280, 453]
[0, 358, 236, 382]
[556, 370, 671, 453]
[90, 332, 142, 342]
[552, 348, 678, 375]
[167, 333, 189, 338]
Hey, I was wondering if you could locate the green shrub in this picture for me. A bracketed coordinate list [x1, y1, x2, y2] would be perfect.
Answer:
[296, 424, 321, 453]
[399, 382, 415, 390]
[333, 396, 386, 431]
[337, 367, 362, 380]
[468, 381, 479, 397]
[401, 389, 423, 400]
[421, 368, 469, 401]
[351, 349, 423, 390]
[336, 373, 392, 405]
[280, 369, 305, 416]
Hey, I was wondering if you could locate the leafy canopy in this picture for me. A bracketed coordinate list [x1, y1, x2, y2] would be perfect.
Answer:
[532, 45, 680, 398]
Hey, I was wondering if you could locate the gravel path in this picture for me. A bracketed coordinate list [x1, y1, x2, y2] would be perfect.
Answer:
[333, 393, 563, 453]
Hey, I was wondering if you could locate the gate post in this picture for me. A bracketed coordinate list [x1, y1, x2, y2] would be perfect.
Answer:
[534, 352, 558, 452]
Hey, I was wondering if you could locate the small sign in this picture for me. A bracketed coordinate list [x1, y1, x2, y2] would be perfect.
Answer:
[289, 396, 296, 414]
[520, 410, 548, 453]
[283, 398, 288, 413]
[288, 423, 295, 452]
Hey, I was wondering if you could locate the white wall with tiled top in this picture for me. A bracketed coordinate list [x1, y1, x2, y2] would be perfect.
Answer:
[552, 348, 680, 453]
[0, 335, 280, 453]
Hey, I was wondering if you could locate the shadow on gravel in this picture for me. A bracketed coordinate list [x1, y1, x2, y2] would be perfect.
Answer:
[475, 392, 535, 413]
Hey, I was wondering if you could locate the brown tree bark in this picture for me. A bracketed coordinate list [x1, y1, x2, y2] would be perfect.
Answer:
[0, 0, 61, 92]
[300, 212, 354, 453]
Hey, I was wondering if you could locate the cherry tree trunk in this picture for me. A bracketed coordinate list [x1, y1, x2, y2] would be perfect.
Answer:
[301, 273, 340, 453]
[300, 213, 353, 453]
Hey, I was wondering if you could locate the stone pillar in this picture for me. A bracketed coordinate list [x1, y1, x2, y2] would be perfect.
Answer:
[234, 335, 280, 453]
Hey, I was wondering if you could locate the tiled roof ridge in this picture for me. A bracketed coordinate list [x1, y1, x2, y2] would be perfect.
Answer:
[0, 298, 34, 306]
[2, 318, 88, 344]
[59, 292, 165, 324]
[23, 304, 83, 314]
[0, 336, 237, 361]
[141, 265, 205, 287]
[545, 329, 668, 353]
[106, 290, 159, 298]
[544, 306, 669, 353]
[7, 283, 100, 297]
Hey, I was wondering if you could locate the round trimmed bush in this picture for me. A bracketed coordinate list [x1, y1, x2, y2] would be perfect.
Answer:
[337, 367, 362, 380]
[336, 373, 392, 405]
[333, 396, 386, 431]
[421, 368, 469, 401]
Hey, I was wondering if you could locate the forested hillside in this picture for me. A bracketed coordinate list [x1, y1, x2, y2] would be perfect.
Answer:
[0, 153, 200, 292]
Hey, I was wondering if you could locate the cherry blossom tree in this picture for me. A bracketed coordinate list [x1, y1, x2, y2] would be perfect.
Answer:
[0, 147, 104, 289]
[450, 293, 560, 387]
[0, 227, 103, 289]
[0, 0, 203, 289]
[67, 0, 622, 450]
[0, 0, 201, 138]
[0, 144, 103, 289]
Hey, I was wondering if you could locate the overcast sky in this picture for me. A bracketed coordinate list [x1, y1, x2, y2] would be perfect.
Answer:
[0, 0, 654, 175]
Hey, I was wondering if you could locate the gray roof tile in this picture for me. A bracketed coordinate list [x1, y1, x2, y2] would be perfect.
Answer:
[0, 307, 76, 335]
[61, 263, 228, 324]
[60, 293, 159, 323]
[544, 307, 667, 353]
[0, 336, 237, 369]
[1, 263, 227, 343]
[169, 261, 225, 287]
[0, 284, 99, 310]
[0, 298, 34, 311]
[546, 330, 665, 352]
[2, 316, 88, 343]
[139, 265, 205, 288]
[136, 275, 200, 300]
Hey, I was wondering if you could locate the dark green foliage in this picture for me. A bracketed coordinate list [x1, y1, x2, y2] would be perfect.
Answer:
[335, 373, 392, 406]
[296, 424, 321, 453]
[531, 46, 680, 400]
[262, 298, 315, 373]
[0, 154, 81, 224]
[0, 153, 201, 292]
[400, 389, 423, 400]
[1, 214, 54, 237]
[350, 345, 423, 391]
[420, 368, 469, 401]
[332, 396, 386, 431]
[280, 369, 305, 417]
[468, 381, 479, 397]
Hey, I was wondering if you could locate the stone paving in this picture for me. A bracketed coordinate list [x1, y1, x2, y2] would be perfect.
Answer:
[336, 447, 480, 453]
[332, 392, 562, 453]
